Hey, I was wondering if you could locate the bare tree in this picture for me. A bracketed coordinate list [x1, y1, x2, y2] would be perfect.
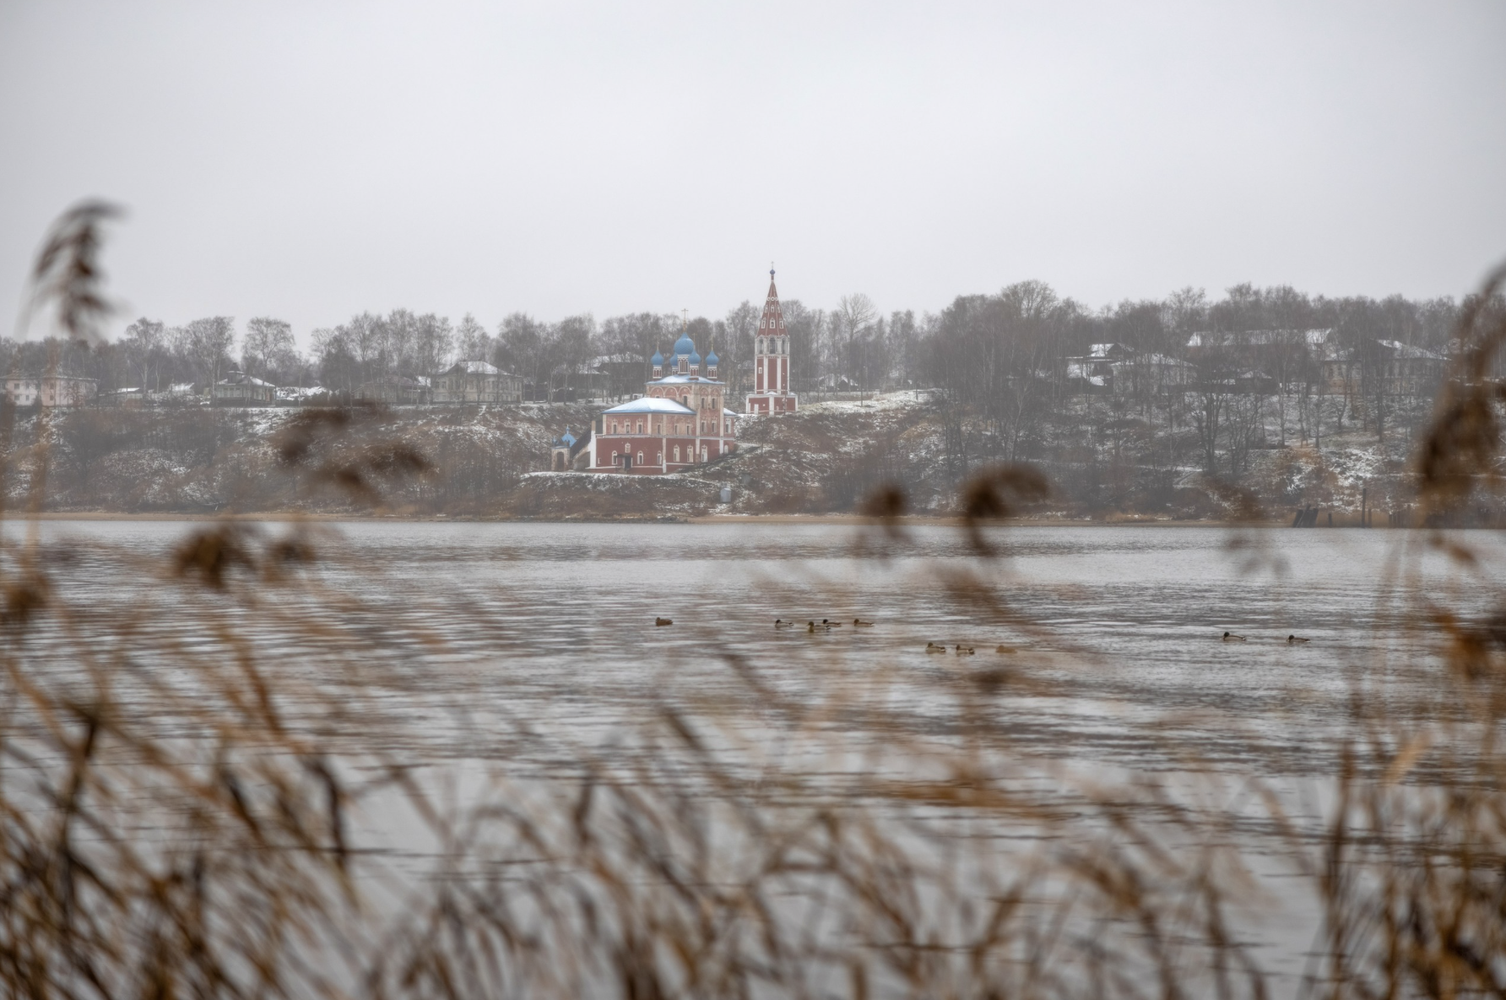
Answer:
[780, 301, 825, 395]
[177, 316, 236, 387]
[1223, 390, 1266, 480]
[1191, 388, 1225, 476]
[312, 327, 360, 393]
[551, 314, 597, 399]
[412, 313, 455, 376]
[455, 313, 492, 363]
[121, 317, 165, 390]
[723, 302, 758, 396]
[242, 317, 295, 382]
[497, 313, 547, 398]
[833, 293, 878, 389]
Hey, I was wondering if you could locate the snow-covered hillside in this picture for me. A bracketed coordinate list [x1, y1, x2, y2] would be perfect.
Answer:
[5, 392, 1421, 520]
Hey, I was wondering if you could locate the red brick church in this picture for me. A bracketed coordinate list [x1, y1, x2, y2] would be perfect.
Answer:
[569, 270, 797, 474]
[584, 322, 739, 473]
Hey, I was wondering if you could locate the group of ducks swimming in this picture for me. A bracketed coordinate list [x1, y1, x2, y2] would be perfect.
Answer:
[669, 616, 1312, 650]
[773, 618, 875, 632]
[1224, 631, 1312, 644]
[771, 618, 1011, 656]
[925, 642, 1004, 655]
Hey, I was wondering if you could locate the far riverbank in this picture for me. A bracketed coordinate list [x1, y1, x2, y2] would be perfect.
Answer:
[0, 510, 1401, 529]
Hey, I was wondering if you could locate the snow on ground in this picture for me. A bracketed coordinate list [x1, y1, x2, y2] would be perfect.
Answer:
[798, 390, 936, 414]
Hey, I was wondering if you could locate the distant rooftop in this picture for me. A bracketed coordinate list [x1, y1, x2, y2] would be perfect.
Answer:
[441, 360, 502, 375]
[601, 396, 696, 415]
[217, 370, 274, 387]
[1186, 329, 1334, 349]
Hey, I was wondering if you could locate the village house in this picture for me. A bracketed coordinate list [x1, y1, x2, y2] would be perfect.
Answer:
[212, 369, 277, 405]
[590, 353, 651, 400]
[1064, 342, 1134, 392]
[276, 385, 332, 405]
[97, 387, 147, 409]
[1320, 339, 1447, 401]
[550, 362, 608, 402]
[1110, 352, 1196, 395]
[432, 360, 523, 404]
[1184, 328, 1335, 351]
[357, 375, 431, 405]
[816, 373, 861, 392]
[4, 373, 99, 408]
[1371, 339, 1448, 398]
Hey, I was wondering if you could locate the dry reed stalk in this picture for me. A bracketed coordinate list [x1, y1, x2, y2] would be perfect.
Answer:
[3, 205, 1505, 999]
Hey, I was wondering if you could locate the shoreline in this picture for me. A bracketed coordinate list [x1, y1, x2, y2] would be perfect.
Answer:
[0, 510, 1367, 529]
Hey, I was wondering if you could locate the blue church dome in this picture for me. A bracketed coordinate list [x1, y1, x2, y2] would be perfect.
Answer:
[688, 350, 702, 368]
[672, 331, 695, 359]
[705, 349, 719, 368]
[650, 348, 664, 366]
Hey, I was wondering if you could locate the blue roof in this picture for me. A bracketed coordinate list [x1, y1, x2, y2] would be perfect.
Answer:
[672, 331, 695, 358]
[688, 350, 701, 367]
[705, 350, 719, 366]
[555, 429, 577, 447]
[650, 348, 664, 365]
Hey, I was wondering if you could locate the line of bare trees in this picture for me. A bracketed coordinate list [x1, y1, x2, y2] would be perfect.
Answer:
[8, 282, 1497, 433]
[920, 281, 1506, 480]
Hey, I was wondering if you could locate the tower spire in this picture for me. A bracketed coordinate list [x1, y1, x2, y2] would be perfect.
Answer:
[746, 265, 797, 415]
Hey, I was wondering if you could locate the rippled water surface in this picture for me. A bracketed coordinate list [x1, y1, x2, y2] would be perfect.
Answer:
[14, 519, 1506, 994]
[24, 519, 1499, 768]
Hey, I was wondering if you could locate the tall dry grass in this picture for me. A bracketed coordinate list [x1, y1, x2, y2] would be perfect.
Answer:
[2, 206, 1505, 998]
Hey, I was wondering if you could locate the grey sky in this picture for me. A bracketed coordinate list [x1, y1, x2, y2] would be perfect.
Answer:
[3, 1, 1504, 344]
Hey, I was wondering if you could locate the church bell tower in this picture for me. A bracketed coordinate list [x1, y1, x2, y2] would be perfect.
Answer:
[745, 267, 798, 415]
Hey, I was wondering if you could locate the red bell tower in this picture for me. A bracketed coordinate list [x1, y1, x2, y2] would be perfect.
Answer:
[745, 267, 798, 415]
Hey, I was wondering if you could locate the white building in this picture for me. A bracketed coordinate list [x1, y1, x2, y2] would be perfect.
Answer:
[212, 369, 277, 405]
[4, 374, 98, 408]
[432, 360, 523, 405]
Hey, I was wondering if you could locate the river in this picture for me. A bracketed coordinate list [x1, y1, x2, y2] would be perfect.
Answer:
[8, 519, 1500, 996]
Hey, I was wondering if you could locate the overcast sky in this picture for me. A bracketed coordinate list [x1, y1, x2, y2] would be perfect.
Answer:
[2, 1, 1504, 344]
